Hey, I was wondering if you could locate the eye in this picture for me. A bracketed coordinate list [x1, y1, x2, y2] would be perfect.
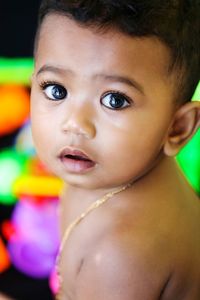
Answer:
[101, 92, 131, 110]
[42, 83, 67, 100]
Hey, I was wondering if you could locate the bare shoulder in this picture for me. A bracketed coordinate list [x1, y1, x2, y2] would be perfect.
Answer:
[74, 188, 200, 300]
[75, 221, 171, 300]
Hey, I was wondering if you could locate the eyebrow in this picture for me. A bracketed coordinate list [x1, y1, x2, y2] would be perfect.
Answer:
[36, 65, 73, 76]
[95, 74, 144, 94]
[36, 64, 144, 94]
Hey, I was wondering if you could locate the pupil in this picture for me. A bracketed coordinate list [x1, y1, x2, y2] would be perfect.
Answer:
[110, 94, 124, 108]
[52, 86, 66, 99]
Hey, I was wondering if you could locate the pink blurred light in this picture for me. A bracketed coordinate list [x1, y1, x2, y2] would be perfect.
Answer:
[8, 196, 60, 278]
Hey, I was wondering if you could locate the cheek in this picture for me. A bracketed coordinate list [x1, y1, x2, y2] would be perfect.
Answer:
[31, 121, 57, 175]
[99, 114, 169, 167]
[102, 111, 166, 145]
[31, 96, 52, 144]
[31, 109, 53, 160]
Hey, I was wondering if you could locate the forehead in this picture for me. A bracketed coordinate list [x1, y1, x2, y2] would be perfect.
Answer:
[35, 13, 174, 99]
[37, 14, 170, 67]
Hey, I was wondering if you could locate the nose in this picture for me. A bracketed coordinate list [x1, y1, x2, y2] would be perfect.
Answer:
[61, 105, 96, 139]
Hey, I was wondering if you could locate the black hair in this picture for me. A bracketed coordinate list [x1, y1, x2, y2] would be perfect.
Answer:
[36, 0, 200, 103]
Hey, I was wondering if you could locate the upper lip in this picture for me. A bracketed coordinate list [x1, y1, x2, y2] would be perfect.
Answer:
[59, 147, 94, 162]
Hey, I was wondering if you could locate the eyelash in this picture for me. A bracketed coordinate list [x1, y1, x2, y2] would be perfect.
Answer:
[104, 90, 132, 102]
[39, 80, 62, 93]
[39, 81, 133, 108]
[39, 80, 67, 101]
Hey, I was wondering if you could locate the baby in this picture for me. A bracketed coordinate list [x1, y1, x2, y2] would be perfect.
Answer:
[31, 1, 200, 299]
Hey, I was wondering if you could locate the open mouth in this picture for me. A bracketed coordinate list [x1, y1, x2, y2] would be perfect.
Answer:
[59, 148, 96, 173]
[65, 154, 92, 162]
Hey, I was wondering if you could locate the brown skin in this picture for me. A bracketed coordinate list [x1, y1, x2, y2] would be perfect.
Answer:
[31, 14, 200, 300]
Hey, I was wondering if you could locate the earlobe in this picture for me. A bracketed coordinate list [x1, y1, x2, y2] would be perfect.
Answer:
[164, 101, 200, 156]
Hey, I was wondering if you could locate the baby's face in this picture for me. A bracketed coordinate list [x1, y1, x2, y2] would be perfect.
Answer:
[31, 13, 176, 190]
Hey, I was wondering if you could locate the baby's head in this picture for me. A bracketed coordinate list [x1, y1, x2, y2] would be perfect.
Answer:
[35, 0, 200, 105]
[31, 0, 200, 189]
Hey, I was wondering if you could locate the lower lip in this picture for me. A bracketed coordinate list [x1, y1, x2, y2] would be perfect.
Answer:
[60, 157, 96, 173]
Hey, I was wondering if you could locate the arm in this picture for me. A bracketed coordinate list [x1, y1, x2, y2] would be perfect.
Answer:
[75, 235, 170, 300]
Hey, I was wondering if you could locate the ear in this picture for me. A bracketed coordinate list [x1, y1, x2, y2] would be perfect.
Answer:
[164, 101, 200, 156]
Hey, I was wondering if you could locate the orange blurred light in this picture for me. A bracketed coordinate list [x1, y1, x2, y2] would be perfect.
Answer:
[0, 237, 10, 272]
[0, 85, 30, 135]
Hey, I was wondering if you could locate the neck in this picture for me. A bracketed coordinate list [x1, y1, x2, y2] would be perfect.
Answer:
[62, 154, 195, 207]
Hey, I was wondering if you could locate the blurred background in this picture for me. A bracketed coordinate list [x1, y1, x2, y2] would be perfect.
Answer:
[0, 1, 200, 300]
[0, 1, 61, 299]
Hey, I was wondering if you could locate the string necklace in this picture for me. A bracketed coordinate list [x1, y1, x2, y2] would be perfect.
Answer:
[55, 182, 132, 299]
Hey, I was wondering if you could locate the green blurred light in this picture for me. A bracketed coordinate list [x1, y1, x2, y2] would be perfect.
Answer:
[0, 58, 33, 85]
[176, 82, 200, 194]
[0, 149, 28, 205]
[176, 129, 200, 194]
[192, 81, 200, 100]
